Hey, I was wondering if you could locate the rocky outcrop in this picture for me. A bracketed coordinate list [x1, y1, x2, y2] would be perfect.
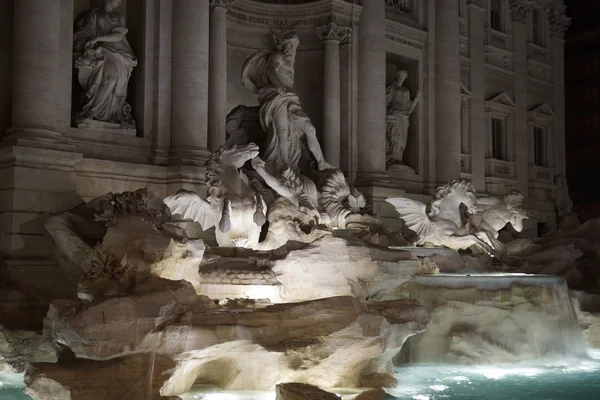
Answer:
[25, 350, 175, 400]
[0, 324, 57, 373]
[41, 277, 429, 395]
[354, 388, 393, 400]
[275, 383, 340, 400]
[43, 190, 206, 301]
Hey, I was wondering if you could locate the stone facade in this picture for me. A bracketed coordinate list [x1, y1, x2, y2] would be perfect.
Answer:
[0, 0, 569, 280]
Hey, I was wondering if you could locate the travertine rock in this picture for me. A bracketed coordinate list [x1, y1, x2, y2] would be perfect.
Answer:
[275, 382, 340, 400]
[43, 278, 429, 395]
[25, 351, 174, 400]
[198, 234, 420, 302]
[46, 279, 216, 360]
[159, 296, 429, 395]
[0, 325, 57, 373]
[354, 388, 392, 400]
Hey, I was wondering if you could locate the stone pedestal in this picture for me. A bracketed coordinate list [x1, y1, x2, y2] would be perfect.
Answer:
[208, 0, 234, 151]
[317, 23, 350, 168]
[434, 0, 461, 184]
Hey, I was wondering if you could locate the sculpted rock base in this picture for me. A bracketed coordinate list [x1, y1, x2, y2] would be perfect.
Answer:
[275, 383, 340, 400]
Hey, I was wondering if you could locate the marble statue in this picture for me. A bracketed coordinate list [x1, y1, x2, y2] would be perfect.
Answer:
[385, 69, 423, 167]
[222, 32, 381, 236]
[164, 143, 331, 250]
[386, 179, 498, 256]
[164, 33, 384, 251]
[73, 0, 137, 132]
[164, 144, 267, 249]
[240, 32, 333, 172]
[479, 190, 529, 239]
[476, 190, 529, 254]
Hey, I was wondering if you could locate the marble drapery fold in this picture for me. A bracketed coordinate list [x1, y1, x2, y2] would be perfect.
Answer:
[73, 0, 137, 130]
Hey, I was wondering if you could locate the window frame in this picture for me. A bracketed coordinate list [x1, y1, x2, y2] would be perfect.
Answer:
[491, 117, 506, 160]
[533, 125, 546, 166]
[490, 0, 503, 32]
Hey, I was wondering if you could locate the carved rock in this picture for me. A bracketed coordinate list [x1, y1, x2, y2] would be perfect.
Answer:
[275, 383, 340, 400]
[43, 276, 429, 396]
[25, 351, 175, 400]
[0, 325, 57, 373]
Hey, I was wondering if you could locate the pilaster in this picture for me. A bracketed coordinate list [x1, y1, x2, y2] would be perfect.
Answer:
[434, 0, 461, 184]
[510, 0, 531, 195]
[356, 0, 387, 187]
[317, 22, 351, 168]
[208, 0, 235, 151]
[467, 0, 486, 192]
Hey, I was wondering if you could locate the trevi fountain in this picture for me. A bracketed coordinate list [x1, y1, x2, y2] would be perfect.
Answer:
[2, 1, 600, 400]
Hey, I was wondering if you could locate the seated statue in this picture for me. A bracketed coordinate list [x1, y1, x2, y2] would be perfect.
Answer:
[73, 0, 137, 131]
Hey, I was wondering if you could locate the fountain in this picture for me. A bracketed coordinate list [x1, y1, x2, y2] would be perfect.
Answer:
[2, 31, 600, 400]
[402, 273, 587, 364]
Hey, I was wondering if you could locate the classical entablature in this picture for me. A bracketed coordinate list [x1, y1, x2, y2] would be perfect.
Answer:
[227, 0, 361, 28]
[227, 0, 427, 49]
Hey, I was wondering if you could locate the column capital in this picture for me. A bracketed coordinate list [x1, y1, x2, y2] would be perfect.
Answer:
[210, 0, 235, 10]
[316, 23, 351, 44]
[509, 0, 532, 24]
[466, 0, 484, 9]
[547, 9, 571, 39]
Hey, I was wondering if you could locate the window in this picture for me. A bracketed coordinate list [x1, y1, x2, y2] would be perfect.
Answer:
[533, 126, 545, 166]
[491, 117, 505, 160]
[490, 0, 502, 31]
[532, 8, 543, 45]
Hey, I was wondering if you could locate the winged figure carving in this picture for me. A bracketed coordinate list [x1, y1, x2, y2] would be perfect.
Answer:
[386, 179, 499, 256]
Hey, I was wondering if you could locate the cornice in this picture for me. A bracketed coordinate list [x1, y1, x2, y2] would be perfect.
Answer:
[227, 0, 362, 28]
[385, 19, 428, 50]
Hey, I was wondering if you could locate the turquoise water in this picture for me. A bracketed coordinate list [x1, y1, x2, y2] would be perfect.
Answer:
[3, 351, 600, 399]
[180, 350, 600, 400]
[0, 373, 32, 400]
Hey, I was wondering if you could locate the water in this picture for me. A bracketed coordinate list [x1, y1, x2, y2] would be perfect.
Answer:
[3, 352, 600, 399]
[0, 373, 32, 400]
[178, 351, 600, 399]
[404, 273, 587, 363]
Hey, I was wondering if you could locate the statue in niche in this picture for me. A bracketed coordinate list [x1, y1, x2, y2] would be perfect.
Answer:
[386, 179, 499, 256]
[385, 69, 423, 168]
[73, 0, 137, 132]
[240, 33, 333, 173]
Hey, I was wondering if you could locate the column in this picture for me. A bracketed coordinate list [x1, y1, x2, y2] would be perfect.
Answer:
[0, 0, 81, 300]
[208, 0, 234, 151]
[170, 0, 210, 165]
[57, 0, 73, 133]
[468, 0, 486, 191]
[510, 0, 531, 195]
[356, 0, 387, 181]
[435, 0, 461, 184]
[317, 23, 351, 168]
[549, 10, 570, 179]
[7, 0, 63, 142]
